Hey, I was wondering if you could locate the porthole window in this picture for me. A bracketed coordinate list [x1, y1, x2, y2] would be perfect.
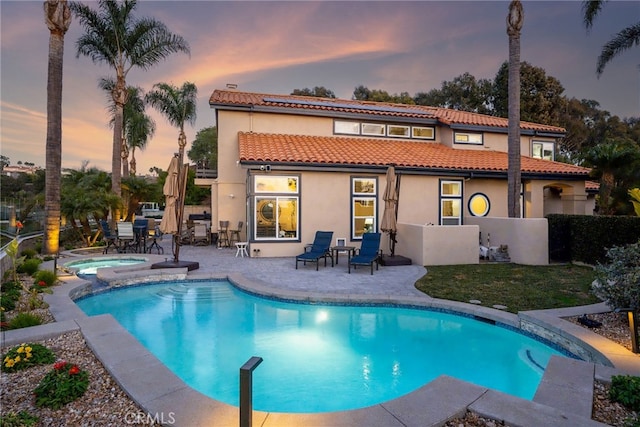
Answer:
[468, 193, 490, 217]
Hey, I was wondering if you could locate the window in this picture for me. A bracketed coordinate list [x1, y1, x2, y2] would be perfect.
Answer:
[253, 176, 299, 240]
[440, 180, 462, 225]
[412, 126, 435, 140]
[352, 177, 377, 239]
[454, 132, 483, 145]
[361, 123, 385, 136]
[387, 124, 410, 137]
[334, 120, 360, 135]
[468, 193, 490, 217]
[333, 120, 436, 141]
[532, 141, 554, 160]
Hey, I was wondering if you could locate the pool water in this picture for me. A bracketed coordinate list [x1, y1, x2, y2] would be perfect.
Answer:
[76, 280, 570, 413]
[65, 258, 146, 275]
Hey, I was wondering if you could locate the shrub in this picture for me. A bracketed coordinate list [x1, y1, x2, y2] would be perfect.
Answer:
[33, 270, 57, 288]
[609, 375, 640, 412]
[20, 248, 38, 259]
[16, 259, 41, 276]
[0, 410, 39, 426]
[7, 313, 43, 330]
[34, 361, 89, 409]
[593, 240, 640, 312]
[1, 343, 56, 373]
[0, 289, 20, 312]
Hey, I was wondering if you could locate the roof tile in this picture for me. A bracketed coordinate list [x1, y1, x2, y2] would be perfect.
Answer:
[211, 89, 566, 134]
[238, 132, 590, 176]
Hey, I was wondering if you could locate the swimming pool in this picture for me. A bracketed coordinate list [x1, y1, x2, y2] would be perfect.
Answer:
[64, 257, 146, 275]
[76, 279, 573, 413]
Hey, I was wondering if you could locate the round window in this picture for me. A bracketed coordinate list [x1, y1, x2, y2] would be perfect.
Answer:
[469, 193, 490, 217]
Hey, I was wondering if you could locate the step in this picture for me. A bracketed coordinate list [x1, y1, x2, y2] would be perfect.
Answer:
[533, 355, 595, 419]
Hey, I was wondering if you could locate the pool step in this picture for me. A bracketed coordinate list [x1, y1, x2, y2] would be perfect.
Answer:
[532, 355, 595, 419]
[154, 283, 234, 302]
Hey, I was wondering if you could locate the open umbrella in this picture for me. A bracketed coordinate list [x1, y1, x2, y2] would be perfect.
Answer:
[159, 156, 179, 235]
[380, 165, 398, 256]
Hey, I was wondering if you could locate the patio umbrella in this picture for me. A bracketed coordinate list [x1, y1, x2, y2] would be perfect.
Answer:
[380, 165, 398, 256]
[159, 156, 180, 235]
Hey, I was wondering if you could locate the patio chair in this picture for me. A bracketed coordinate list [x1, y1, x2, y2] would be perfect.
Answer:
[146, 218, 164, 254]
[100, 220, 118, 254]
[295, 231, 334, 271]
[349, 232, 382, 275]
[191, 223, 211, 246]
[229, 221, 244, 245]
[116, 221, 136, 253]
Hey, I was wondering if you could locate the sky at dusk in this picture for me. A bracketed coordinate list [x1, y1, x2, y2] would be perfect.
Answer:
[1, 1, 639, 174]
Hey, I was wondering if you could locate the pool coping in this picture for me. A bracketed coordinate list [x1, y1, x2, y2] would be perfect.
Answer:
[2, 265, 638, 426]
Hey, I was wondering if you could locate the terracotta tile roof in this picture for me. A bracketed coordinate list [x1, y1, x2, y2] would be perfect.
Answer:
[210, 89, 566, 134]
[585, 180, 600, 191]
[238, 132, 590, 177]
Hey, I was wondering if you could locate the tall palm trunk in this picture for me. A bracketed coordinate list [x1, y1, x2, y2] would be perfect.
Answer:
[111, 77, 127, 219]
[507, 1, 523, 218]
[44, 0, 71, 255]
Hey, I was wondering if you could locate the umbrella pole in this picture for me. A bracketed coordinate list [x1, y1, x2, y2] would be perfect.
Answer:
[173, 132, 188, 263]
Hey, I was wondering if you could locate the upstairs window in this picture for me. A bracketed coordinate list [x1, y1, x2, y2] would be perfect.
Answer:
[387, 124, 410, 138]
[334, 120, 360, 135]
[454, 132, 483, 145]
[361, 123, 385, 136]
[412, 126, 435, 140]
[532, 141, 554, 160]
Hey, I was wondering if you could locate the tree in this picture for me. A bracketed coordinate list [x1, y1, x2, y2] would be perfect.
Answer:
[414, 72, 493, 113]
[187, 126, 217, 171]
[0, 155, 9, 171]
[507, 0, 524, 218]
[352, 85, 415, 104]
[61, 164, 119, 246]
[583, 0, 640, 76]
[291, 87, 336, 98]
[145, 81, 197, 262]
[493, 62, 566, 126]
[70, 0, 190, 205]
[100, 79, 154, 177]
[121, 175, 158, 221]
[582, 141, 640, 214]
[44, 0, 71, 256]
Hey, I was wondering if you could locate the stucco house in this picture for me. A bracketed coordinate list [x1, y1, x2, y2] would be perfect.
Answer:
[202, 88, 591, 264]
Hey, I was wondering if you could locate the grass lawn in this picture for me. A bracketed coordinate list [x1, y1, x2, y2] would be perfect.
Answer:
[414, 263, 600, 313]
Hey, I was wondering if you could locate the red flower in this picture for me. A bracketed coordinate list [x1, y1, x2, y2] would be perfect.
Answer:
[69, 365, 80, 375]
[54, 361, 67, 371]
[38, 280, 47, 287]
[15, 221, 23, 230]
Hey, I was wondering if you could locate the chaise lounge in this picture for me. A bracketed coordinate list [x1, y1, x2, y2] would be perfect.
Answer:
[295, 231, 334, 271]
[349, 232, 382, 274]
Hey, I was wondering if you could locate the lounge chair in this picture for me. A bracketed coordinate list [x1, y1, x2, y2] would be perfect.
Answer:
[100, 220, 118, 254]
[295, 231, 334, 271]
[191, 223, 211, 246]
[349, 232, 381, 274]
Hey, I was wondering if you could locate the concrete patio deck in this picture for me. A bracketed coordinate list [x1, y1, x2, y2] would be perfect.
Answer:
[2, 240, 638, 426]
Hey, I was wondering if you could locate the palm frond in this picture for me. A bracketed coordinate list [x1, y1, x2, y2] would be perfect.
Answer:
[596, 22, 640, 76]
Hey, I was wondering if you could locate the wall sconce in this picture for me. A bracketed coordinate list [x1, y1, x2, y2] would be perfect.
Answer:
[364, 217, 374, 232]
[229, 194, 235, 199]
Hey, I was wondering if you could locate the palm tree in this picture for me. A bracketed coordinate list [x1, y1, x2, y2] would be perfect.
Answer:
[146, 81, 197, 262]
[100, 80, 155, 177]
[43, 0, 71, 256]
[507, 0, 523, 218]
[583, 1, 640, 76]
[70, 0, 190, 208]
[583, 141, 640, 215]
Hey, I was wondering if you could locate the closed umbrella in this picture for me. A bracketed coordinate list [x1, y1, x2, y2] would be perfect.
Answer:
[159, 156, 180, 235]
[380, 166, 398, 256]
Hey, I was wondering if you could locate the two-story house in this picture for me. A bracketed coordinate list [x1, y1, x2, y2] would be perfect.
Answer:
[205, 89, 590, 263]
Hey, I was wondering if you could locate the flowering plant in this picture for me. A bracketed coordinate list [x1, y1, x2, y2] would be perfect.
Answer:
[1, 343, 55, 373]
[34, 360, 89, 409]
